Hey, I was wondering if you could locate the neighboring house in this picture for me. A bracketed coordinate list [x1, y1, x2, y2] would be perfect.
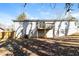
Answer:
[0, 24, 5, 32]
[0, 25, 4, 39]
[0, 28, 4, 32]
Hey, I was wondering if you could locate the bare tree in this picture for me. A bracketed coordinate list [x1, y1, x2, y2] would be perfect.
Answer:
[16, 12, 27, 21]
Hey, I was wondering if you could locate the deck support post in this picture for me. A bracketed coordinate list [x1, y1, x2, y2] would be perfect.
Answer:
[44, 22, 46, 38]
[65, 21, 70, 36]
[53, 22, 55, 38]
[57, 21, 62, 37]
[36, 22, 38, 39]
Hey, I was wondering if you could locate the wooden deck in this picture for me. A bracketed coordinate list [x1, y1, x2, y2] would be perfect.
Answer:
[0, 32, 79, 56]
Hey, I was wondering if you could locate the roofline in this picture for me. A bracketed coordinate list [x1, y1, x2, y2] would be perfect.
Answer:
[0, 27, 4, 30]
[13, 19, 78, 22]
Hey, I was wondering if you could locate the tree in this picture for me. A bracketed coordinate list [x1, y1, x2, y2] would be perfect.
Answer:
[16, 12, 29, 38]
[17, 12, 27, 21]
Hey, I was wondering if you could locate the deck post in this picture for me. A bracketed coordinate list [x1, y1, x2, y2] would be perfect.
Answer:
[57, 21, 62, 37]
[44, 22, 46, 38]
[65, 21, 70, 36]
[28, 22, 32, 39]
[53, 22, 55, 38]
[36, 22, 38, 39]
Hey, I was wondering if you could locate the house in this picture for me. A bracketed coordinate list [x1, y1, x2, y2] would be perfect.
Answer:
[13, 16, 78, 39]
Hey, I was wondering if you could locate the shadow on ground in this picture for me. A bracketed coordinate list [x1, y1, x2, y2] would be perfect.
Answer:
[0, 38, 79, 56]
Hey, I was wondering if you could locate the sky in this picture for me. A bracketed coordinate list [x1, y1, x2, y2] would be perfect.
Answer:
[0, 3, 79, 26]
